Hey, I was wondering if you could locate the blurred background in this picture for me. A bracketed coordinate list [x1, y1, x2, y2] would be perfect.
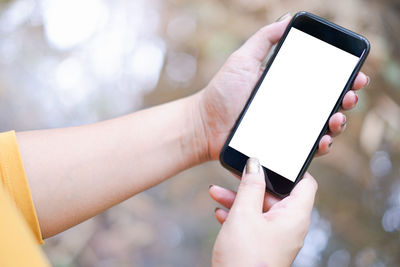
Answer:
[0, 0, 398, 266]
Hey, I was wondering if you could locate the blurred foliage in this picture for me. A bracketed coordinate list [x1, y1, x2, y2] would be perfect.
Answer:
[0, 0, 399, 266]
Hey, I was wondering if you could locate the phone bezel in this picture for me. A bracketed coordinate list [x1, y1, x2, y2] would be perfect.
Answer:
[219, 11, 370, 198]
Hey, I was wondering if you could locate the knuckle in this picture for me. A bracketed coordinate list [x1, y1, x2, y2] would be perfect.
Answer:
[258, 24, 272, 35]
[305, 175, 318, 192]
[228, 50, 243, 63]
[241, 176, 266, 189]
[230, 206, 248, 217]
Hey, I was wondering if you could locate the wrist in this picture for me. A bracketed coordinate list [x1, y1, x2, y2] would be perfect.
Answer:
[184, 91, 210, 165]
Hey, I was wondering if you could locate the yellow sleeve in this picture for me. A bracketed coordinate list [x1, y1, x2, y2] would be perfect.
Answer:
[0, 186, 50, 266]
[0, 131, 44, 244]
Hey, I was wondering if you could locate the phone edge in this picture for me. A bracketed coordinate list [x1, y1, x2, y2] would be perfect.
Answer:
[219, 11, 371, 199]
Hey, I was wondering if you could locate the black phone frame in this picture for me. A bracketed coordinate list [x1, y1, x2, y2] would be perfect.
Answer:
[219, 11, 370, 198]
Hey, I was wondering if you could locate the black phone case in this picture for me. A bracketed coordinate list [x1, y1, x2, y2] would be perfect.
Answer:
[219, 11, 370, 198]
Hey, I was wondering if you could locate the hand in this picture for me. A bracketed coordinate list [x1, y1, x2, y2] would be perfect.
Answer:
[211, 158, 317, 267]
[195, 14, 370, 161]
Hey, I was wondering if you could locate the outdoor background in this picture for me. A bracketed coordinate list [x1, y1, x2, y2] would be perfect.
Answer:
[0, 0, 399, 266]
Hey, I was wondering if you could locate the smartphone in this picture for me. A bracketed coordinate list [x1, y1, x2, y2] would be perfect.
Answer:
[219, 11, 370, 198]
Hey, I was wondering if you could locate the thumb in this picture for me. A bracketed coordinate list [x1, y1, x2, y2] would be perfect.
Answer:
[233, 13, 291, 64]
[231, 158, 266, 214]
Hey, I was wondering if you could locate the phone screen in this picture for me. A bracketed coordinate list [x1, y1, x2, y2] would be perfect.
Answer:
[228, 27, 360, 182]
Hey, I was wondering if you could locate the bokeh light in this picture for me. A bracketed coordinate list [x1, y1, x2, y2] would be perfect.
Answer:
[0, 0, 399, 266]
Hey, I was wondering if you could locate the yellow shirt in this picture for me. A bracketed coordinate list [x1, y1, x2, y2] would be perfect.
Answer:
[0, 131, 49, 266]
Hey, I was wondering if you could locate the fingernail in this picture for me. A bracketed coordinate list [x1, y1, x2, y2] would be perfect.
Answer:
[355, 93, 359, 103]
[341, 115, 347, 128]
[209, 184, 214, 189]
[328, 140, 333, 148]
[366, 76, 370, 87]
[276, 12, 291, 22]
[215, 207, 220, 213]
[246, 157, 260, 174]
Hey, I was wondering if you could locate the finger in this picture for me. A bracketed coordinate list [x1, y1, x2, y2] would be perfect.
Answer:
[209, 185, 236, 209]
[264, 193, 280, 212]
[351, 72, 369, 91]
[286, 173, 318, 214]
[230, 158, 266, 214]
[342, 90, 358, 110]
[328, 112, 346, 137]
[315, 135, 333, 157]
[215, 208, 229, 224]
[209, 184, 279, 212]
[233, 14, 291, 63]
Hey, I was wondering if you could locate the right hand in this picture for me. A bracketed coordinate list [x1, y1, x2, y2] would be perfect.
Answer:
[210, 158, 318, 267]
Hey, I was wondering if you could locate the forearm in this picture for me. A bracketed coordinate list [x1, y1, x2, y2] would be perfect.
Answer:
[17, 93, 208, 238]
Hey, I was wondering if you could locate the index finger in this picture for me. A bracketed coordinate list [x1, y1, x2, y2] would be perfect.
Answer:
[285, 173, 318, 214]
[351, 72, 369, 90]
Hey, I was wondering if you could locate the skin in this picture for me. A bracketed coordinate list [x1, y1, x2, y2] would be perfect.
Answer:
[211, 158, 317, 267]
[16, 14, 368, 263]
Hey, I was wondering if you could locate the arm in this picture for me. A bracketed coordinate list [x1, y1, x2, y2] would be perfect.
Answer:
[17, 15, 367, 239]
[17, 95, 207, 238]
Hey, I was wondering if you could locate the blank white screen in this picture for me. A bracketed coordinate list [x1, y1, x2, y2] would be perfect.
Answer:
[229, 27, 359, 182]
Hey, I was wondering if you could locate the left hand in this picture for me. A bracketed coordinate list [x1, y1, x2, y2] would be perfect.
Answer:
[194, 15, 369, 161]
